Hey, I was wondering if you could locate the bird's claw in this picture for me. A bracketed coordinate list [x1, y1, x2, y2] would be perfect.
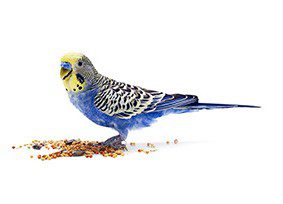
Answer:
[96, 135, 127, 151]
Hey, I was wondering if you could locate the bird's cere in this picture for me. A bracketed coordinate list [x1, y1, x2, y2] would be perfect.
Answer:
[60, 62, 72, 70]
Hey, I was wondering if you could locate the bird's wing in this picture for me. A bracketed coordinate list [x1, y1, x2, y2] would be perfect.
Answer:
[94, 82, 165, 119]
[94, 80, 198, 119]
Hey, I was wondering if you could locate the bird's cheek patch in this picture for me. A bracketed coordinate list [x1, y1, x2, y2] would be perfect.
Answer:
[67, 74, 86, 93]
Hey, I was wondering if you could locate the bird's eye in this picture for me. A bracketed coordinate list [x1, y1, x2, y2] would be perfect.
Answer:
[78, 61, 83, 66]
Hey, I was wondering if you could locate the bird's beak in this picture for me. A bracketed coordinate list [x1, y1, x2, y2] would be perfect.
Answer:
[61, 62, 72, 70]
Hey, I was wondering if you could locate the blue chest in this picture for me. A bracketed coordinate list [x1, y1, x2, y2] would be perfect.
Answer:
[68, 89, 113, 128]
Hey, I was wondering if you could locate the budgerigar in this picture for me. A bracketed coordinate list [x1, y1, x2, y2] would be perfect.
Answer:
[60, 53, 259, 149]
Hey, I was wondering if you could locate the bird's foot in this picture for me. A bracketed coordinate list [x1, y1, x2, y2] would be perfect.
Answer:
[97, 135, 127, 150]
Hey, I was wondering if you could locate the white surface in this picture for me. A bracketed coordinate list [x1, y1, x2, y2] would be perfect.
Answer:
[0, 0, 282, 203]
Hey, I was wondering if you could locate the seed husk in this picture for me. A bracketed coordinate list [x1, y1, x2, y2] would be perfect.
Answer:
[32, 144, 42, 150]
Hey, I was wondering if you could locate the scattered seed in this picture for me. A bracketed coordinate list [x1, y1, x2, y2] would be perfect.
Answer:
[72, 150, 85, 157]
[65, 139, 75, 145]
[32, 144, 42, 150]
[147, 143, 155, 148]
[12, 138, 177, 160]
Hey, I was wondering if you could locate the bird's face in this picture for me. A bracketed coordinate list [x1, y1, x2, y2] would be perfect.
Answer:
[60, 53, 93, 93]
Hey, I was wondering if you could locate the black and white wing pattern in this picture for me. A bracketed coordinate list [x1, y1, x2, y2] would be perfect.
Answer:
[94, 77, 165, 119]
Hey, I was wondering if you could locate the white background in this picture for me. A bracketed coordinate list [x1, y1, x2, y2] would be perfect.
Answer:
[0, 0, 282, 203]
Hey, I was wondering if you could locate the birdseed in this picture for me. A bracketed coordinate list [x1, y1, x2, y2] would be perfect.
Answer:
[12, 138, 178, 160]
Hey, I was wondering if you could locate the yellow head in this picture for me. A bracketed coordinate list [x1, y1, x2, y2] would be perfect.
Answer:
[60, 53, 96, 93]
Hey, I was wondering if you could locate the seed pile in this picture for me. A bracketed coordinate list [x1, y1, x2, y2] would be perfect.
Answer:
[12, 138, 179, 160]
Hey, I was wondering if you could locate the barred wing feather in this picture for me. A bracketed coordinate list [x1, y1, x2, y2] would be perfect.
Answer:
[94, 79, 198, 119]
[94, 82, 165, 119]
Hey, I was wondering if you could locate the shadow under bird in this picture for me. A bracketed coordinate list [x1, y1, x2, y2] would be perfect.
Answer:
[60, 53, 259, 149]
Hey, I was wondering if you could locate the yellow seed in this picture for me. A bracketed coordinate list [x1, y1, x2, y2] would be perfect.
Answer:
[30, 155, 34, 159]
[115, 150, 123, 155]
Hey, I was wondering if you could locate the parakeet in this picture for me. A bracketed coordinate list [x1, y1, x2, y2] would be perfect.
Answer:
[60, 53, 259, 149]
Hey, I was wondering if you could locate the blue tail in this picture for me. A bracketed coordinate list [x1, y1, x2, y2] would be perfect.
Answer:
[152, 93, 260, 112]
[186, 103, 260, 110]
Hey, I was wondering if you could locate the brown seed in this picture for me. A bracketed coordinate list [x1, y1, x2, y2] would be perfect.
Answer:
[30, 155, 34, 159]
[15, 138, 147, 160]
[166, 141, 170, 144]
[12, 146, 15, 149]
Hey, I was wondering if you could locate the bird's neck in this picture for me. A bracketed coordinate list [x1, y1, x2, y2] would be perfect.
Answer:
[90, 74, 117, 90]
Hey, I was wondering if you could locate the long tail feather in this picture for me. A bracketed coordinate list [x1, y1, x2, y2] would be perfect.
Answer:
[186, 103, 260, 110]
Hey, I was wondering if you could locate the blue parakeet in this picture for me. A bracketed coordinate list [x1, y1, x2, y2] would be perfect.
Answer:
[60, 53, 259, 149]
